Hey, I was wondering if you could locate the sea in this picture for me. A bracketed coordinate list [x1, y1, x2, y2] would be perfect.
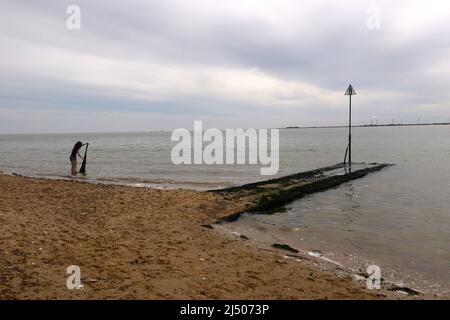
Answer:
[0, 125, 449, 296]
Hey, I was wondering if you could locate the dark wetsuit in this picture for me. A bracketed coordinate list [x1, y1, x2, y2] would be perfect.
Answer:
[70, 146, 78, 162]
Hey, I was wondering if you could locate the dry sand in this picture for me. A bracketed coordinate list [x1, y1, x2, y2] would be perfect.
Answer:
[0, 174, 388, 299]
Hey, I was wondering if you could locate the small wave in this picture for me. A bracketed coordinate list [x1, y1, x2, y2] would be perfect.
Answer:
[3, 170, 232, 191]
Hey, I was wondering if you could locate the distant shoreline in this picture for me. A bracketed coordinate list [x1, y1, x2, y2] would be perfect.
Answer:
[283, 122, 450, 129]
[1, 122, 449, 136]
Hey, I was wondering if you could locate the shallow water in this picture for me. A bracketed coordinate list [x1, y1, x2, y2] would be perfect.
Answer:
[0, 126, 449, 295]
[227, 126, 450, 296]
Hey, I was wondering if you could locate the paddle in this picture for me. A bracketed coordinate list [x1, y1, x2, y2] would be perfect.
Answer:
[79, 143, 89, 174]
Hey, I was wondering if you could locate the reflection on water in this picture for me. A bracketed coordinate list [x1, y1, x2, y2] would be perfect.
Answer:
[229, 171, 450, 296]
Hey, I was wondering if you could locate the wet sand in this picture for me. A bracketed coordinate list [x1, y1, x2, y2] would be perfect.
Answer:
[0, 174, 390, 299]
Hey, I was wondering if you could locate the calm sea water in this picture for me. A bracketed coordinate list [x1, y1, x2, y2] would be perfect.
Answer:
[0, 126, 449, 295]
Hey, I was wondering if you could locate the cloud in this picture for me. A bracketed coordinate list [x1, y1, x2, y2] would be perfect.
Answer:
[0, 0, 449, 133]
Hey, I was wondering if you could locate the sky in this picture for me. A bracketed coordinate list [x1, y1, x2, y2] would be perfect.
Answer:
[0, 0, 449, 133]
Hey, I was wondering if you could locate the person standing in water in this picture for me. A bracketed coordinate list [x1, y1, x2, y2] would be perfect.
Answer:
[70, 141, 88, 176]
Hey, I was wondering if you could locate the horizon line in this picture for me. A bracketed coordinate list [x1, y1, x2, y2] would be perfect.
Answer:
[1, 122, 449, 136]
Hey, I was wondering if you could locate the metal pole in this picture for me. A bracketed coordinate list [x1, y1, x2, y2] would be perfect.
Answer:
[349, 94, 352, 165]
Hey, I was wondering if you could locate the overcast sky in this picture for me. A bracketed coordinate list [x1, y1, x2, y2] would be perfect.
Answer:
[1, 0, 449, 133]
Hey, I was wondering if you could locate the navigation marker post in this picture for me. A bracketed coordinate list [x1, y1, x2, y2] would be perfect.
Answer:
[344, 84, 356, 167]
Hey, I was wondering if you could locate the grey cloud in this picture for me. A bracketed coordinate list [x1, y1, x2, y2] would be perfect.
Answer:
[0, 0, 449, 133]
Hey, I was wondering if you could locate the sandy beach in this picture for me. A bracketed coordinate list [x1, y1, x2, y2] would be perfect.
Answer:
[0, 173, 395, 300]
